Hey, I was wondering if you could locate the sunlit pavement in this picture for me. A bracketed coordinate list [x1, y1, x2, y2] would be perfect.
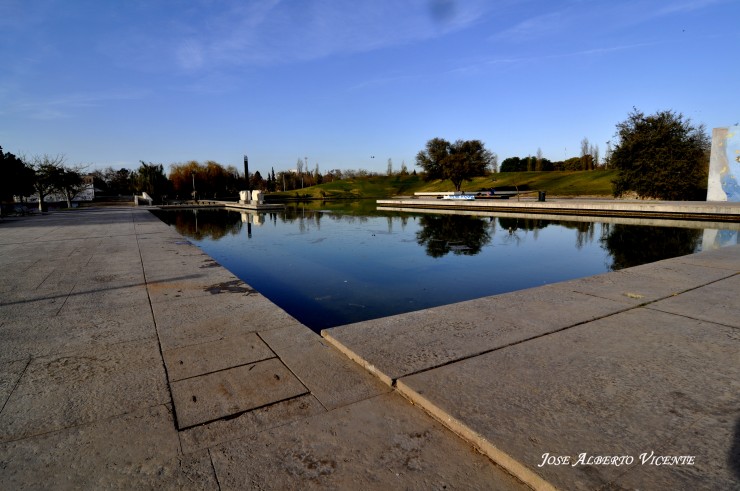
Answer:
[2, 206, 738, 489]
[0, 207, 526, 490]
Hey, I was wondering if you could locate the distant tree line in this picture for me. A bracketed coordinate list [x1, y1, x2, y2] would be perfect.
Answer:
[3, 107, 710, 210]
[1, 148, 89, 214]
[500, 139, 604, 172]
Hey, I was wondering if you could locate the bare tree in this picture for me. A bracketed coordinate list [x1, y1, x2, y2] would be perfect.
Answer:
[590, 144, 600, 170]
[296, 158, 304, 188]
[536, 148, 543, 171]
[387, 158, 393, 176]
[57, 164, 88, 208]
[30, 154, 65, 211]
[580, 137, 590, 170]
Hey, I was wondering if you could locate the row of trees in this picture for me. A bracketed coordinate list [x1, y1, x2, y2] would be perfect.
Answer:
[3, 108, 711, 209]
[415, 109, 710, 200]
[1, 149, 90, 213]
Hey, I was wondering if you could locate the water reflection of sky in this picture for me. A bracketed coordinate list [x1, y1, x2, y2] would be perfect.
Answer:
[152, 208, 736, 332]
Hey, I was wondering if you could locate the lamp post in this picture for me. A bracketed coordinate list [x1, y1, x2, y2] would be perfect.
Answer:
[244, 155, 250, 202]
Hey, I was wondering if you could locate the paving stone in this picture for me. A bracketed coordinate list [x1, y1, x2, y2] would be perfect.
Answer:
[171, 358, 308, 429]
[273, 338, 391, 411]
[0, 308, 156, 364]
[0, 405, 218, 490]
[179, 393, 326, 454]
[0, 359, 28, 408]
[258, 323, 318, 351]
[210, 392, 526, 491]
[673, 244, 740, 271]
[59, 284, 152, 314]
[163, 332, 275, 382]
[153, 293, 303, 350]
[323, 283, 628, 384]
[648, 273, 740, 328]
[396, 308, 740, 491]
[0, 338, 169, 442]
[564, 260, 735, 306]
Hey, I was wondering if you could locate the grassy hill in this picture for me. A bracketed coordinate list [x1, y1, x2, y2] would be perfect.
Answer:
[269, 170, 618, 200]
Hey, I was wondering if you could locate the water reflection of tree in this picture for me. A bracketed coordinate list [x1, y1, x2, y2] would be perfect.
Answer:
[600, 224, 701, 270]
[416, 215, 491, 257]
[164, 210, 243, 240]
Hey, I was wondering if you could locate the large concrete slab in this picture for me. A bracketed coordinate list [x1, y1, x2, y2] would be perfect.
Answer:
[170, 358, 308, 429]
[0, 359, 28, 409]
[0, 307, 156, 364]
[323, 283, 629, 384]
[272, 337, 392, 411]
[396, 308, 740, 490]
[179, 393, 326, 454]
[563, 258, 736, 306]
[0, 405, 218, 490]
[152, 291, 304, 350]
[0, 338, 169, 442]
[210, 392, 526, 491]
[647, 273, 740, 328]
[163, 332, 275, 382]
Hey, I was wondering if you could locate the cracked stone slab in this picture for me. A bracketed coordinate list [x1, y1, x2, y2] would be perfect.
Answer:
[153, 294, 304, 350]
[0, 338, 169, 442]
[563, 260, 735, 306]
[258, 324, 318, 351]
[647, 273, 740, 328]
[0, 308, 156, 365]
[179, 393, 326, 454]
[323, 283, 628, 384]
[0, 405, 218, 490]
[171, 358, 308, 429]
[396, 308, 740, 491]
[209, 392, 527, 491]
[0, 359, 28, 409]
[672, 244, 740, 271]
[272, 338, 391, 411]
[163, 332, 275, 382]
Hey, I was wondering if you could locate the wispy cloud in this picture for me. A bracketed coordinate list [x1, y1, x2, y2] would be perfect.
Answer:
[3, 90, 148, 120]
[164, 0, 493, 71]
[491, 0, 728, 44]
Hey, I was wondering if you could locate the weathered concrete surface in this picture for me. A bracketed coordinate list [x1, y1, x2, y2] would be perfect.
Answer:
[0, 208, 526, 490]
[210, 392, 525, 491]
[377, 197, 740, 221]
[323, 244, 740, 490]
[171, 358, 309, 429]
[163, 332, 275, 382]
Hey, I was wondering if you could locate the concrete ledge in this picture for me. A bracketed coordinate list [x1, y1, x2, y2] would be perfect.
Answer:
[323, 244, 740, 490]
[378, 198, 740, 222]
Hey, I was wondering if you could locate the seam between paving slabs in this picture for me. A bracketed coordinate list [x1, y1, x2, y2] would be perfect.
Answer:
[134, 214, 181, 430]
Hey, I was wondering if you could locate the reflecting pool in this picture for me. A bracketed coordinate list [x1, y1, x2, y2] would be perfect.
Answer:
[151, 203, 738, 332]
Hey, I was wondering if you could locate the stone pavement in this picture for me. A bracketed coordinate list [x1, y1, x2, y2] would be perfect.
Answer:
[2, 207, 738, 490]
[324, 243, 740, 490]
[0, 207, 525, 490]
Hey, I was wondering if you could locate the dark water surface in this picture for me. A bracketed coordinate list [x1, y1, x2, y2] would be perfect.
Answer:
[151, 202, 736, 332]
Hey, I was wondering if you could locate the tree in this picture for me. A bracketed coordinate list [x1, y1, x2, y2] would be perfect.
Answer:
[535, 148, 543, 171]
[57, 165, 87, 208]
[30, 154, 65, 211]
[0, 146, 35, 213]
[415, 137, 451, 180]
[399, 160, 409, 176]
[580, 137, 591, 170]
[610, 109, 710, 200]
[134, 161, 170, 199]
[416, 138, 494, 191]
[387, 158, 393, 176]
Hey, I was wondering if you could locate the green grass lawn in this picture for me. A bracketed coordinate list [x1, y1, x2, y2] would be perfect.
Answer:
[270, 170, 618, 200]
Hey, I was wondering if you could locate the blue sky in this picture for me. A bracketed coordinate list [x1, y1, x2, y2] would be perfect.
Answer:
[2, 0, 738, 177]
